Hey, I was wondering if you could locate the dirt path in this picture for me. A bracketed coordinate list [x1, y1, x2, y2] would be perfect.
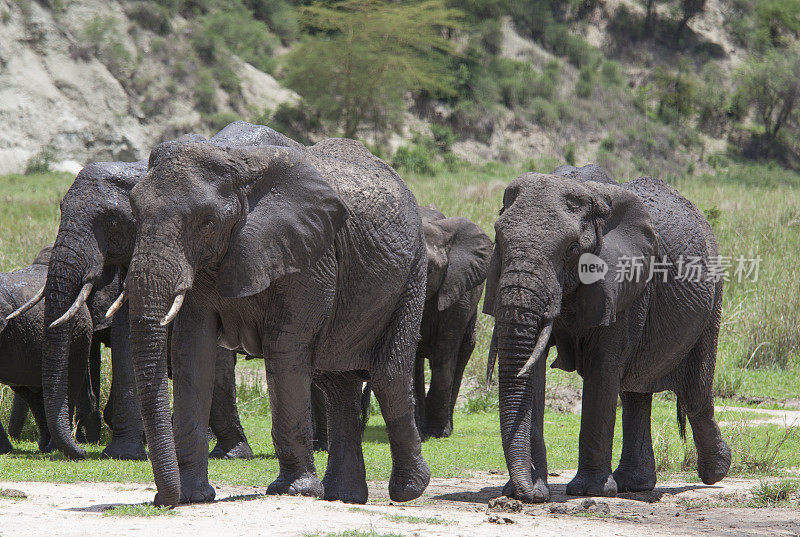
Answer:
[716, 405, 800, 428]
[1, 473, 798, 536]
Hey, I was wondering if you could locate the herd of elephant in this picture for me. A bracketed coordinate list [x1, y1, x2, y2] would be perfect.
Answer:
[0, 121, 731, 507]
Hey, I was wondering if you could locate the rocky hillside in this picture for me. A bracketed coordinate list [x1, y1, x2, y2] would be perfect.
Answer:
[1, 0, 796, 177]
[0, 0, 296, 174]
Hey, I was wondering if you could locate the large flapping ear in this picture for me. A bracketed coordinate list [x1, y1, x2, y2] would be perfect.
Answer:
[217, 147, 349, 298]
[574, 182, 657, 328]
[434, 217, 493, 311]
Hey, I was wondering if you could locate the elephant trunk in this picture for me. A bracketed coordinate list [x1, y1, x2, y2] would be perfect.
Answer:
[42, 234, 102, 460]
[494, 276, 559, 502]
[127, 259, 187, 507]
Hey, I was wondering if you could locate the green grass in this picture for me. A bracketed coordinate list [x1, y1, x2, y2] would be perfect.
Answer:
[103, 504, 176, 517]
[750, 478, 800, 507]
[2, 162, 800, 487]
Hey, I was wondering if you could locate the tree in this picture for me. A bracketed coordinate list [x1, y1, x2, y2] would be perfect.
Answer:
[284, 0, 461, 139]
[676, 0, 706, 39]
[735, 47, 800, 148]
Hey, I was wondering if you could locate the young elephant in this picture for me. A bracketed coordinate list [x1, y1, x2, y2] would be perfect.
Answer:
[310, 206, 492, 446]
[0, 246, 90, 453]
[124, 131, 429, 507]
[484, 165, 731, 502]
[415, 206, 492, 438]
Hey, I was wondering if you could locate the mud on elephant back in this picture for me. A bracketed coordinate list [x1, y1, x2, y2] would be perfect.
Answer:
[483, 163, 731, 503]
[122, 122, 430, 507]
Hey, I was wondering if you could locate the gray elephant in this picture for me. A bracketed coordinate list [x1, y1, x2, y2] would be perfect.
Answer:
[309, 205, 492, 446]
[0, 246, 88, 453]
[415, 206, 492, 438]
[121, 124, 429, 507]
[38, 127, 268, 462]
[484, 163, 731, 502]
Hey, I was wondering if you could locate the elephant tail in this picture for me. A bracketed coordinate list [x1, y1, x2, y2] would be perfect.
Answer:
[360, 383, 372, 436]
[676, 399, 687, 441]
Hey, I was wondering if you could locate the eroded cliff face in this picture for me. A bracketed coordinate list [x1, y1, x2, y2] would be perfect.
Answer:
[0, 0, 297, 174]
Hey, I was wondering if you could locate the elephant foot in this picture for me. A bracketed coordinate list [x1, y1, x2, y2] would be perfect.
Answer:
[420, 422, 453, 440]
[267, 472, 324, 498]
[0, 438, 12, 455]
[612, 466, 656, 493]
[102, 438, 148, 461]
[37, 434, 54, 453]
[76, 412, 102, 444]
[313, 437, 329, 452]
[697, 440, 731, 485]
[322, 473, 368, 504]
[503, 477, 550, 503]
[209, 440, 254, 460]
[388, 457, 431, 502]
[566, 470, 617, 498]
[180, 481, 216, 504]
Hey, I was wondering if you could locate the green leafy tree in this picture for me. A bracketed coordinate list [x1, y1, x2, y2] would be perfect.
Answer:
[284, 0, 461, 138]
[735, 47, 800, 147]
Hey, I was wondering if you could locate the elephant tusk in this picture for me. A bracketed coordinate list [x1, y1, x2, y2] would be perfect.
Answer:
[50, 282, 93, 328]
[516, 320, 553, 378]
[485, 329, 498, 390]
[160, 291, 186, 326]
[105, 289, 128, 320]
[5, 284, 45, 321]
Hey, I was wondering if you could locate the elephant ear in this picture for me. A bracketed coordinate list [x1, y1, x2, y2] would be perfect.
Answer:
[482, 245, 501, 317]
[435, 217, 493, 311]
[574, 182, 657, 328]
[217, 146, 349, 298]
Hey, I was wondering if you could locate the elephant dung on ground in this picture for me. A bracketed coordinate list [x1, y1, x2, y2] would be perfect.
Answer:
[484, 163, 731, 502]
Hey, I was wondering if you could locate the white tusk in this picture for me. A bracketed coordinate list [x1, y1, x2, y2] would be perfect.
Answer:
[160, 291, 186, 326]
[50, 282, 93, 328]
[485, 329, 498, 390]
[105, 289, 128, 320]
[516, 320, 554, 378]
[6, 285, 45, 321]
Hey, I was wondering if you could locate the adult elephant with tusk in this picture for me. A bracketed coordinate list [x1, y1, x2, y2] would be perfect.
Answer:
[125, 130, 430, 507]
[39, 123, 291, 462]
[484, 164, 731, 503]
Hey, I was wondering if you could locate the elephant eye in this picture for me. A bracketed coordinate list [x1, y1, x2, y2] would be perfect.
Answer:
[567, 241, 580, 256]
[200, 217, 216, 232]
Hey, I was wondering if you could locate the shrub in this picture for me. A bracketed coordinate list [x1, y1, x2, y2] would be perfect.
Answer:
[530, 97, 559, 127]
[654, 63, 697, 122]
[465, 391, 498, 414]
[576, 63, 597, 98]
[269, 101, 319, 145]
[600, 60, 625, 87]
[564, 142, 576, 166]
[393, 142, 436, 175]
[125, 1, 172, 35]
[194, 68, 217, 113]
[81, 16, 133, 77]
[431, 124, 455, 153]
[448, 101, 495, 143]
[24, 146, 55, 175]
[244, 0, 297, 42]
[204, 111, 241, 132]
[193, 8, 278, 73]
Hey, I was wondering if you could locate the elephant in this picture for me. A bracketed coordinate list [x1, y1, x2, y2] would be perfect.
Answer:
[414, 205, 492, 439]
[0, 246, 88, 453]
[308, 205, 492, 446]
[483, 163, 731, 503]
[122, 123, 430, 507]
[38, 125, 283, 462]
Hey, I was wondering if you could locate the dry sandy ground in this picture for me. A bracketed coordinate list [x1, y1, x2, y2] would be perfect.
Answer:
[1, 473, 799, 537]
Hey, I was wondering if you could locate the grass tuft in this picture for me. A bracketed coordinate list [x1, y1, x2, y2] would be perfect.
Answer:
[750, 479, 800, 507]
[103, 504, 175, 517]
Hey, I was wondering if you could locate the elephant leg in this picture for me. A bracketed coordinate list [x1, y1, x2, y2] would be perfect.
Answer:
[310, 383, 328, 452]
[502, 353, 550, 502]
[76, 338, 102, 444]
[566, 356, 619, 498]
[13, 388, 52, 452]
[413, 349, 426, 435]
[264, 351, 322, 498]
[449, 321, 475, 420]
[208, 350, 253, 460]
[317, 373, 368, 503]
[423, 336, 461, 439]
[678, 329, 731, 485]
[613, 392, 656, 492]
[369, 267, 430, 503]
[0, 414, 12, 454]
[102, 304, 147, 461]
[171, 298, 219, 504]
[8, 393, 28, 441]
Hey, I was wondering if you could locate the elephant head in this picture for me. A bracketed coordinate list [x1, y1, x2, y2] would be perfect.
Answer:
[483, 171, 656, 501]
[420, 206, 493, 310]
[126, 141, 347, 506]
